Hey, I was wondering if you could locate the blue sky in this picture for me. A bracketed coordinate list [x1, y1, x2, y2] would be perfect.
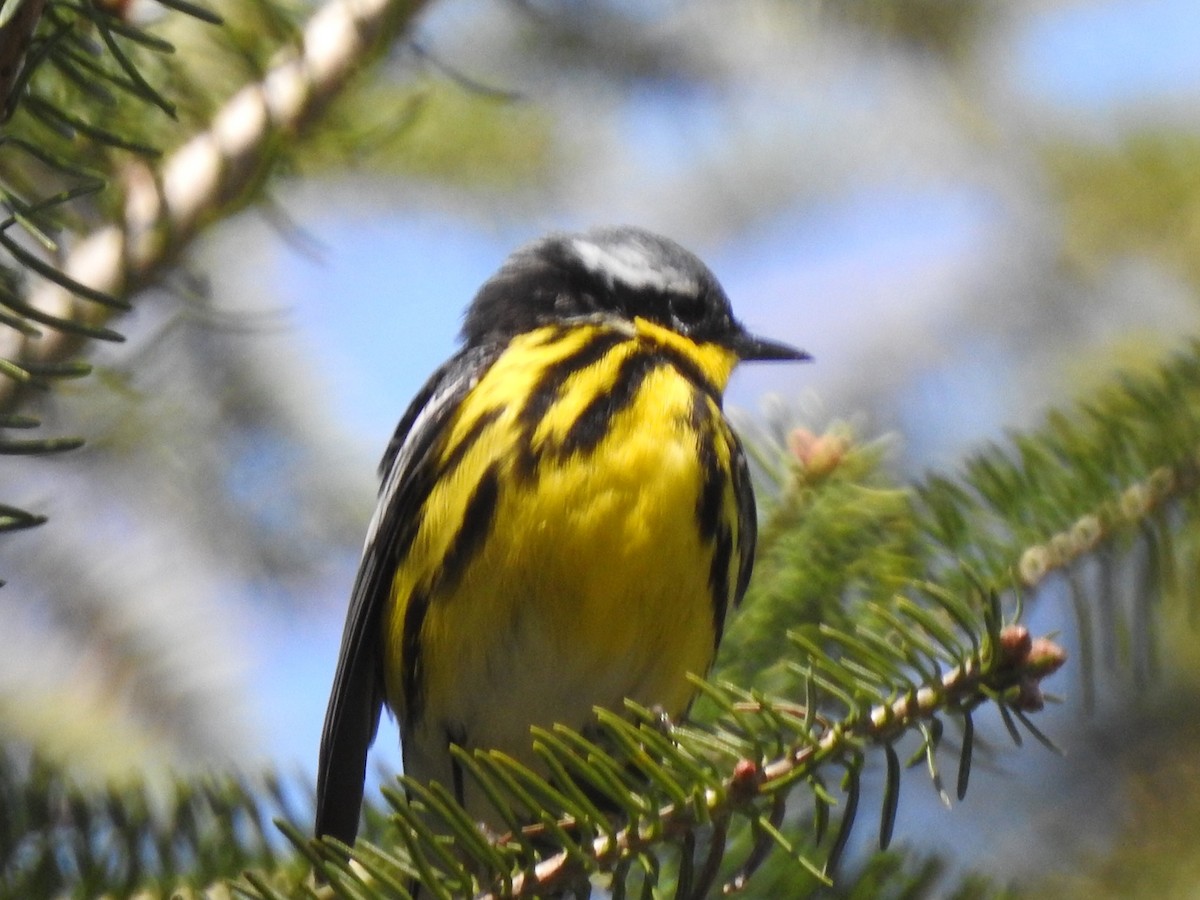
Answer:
[248, 0, 1200, 830]
[1017, 0, 1200, 109]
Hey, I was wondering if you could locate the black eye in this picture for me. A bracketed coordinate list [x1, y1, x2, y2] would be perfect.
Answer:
[669, 292, 707, 328]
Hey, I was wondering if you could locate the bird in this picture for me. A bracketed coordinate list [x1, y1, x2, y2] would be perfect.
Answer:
[315, 225, 808, 848]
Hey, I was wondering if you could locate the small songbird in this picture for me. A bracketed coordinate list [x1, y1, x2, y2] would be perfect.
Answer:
[315, 226, 807, 846]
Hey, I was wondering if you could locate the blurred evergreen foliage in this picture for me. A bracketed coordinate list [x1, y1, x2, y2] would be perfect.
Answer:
[1046, 131, 1200, 289]
[2, 0, 1200, 897]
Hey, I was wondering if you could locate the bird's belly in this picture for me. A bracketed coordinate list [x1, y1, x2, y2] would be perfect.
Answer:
[399, 402, 722, 819]
[436, 432, 714, 720]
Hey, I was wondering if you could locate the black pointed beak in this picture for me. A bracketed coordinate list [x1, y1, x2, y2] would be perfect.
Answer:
[729, 327, 811, 363]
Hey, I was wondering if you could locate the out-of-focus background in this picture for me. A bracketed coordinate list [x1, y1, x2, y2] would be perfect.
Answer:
[3, 0, 1200, 894]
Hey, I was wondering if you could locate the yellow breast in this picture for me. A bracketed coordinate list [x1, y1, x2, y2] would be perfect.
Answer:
[382, 319, 745, 784]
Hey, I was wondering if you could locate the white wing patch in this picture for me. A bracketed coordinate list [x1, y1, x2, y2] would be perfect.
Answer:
[572, 237, 700, 295]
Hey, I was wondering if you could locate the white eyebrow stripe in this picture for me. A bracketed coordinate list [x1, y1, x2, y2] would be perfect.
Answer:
[571, 238, 700, 295]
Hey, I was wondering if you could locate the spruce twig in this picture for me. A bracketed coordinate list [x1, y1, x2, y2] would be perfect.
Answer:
[0, 0, 431, 414]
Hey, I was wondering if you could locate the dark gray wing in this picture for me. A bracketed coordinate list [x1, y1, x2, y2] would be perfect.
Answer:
[730, 432, 758, 612]
[314, 342, 501, 845]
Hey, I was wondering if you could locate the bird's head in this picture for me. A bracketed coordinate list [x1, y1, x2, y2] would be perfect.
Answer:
[461, 226, 809, 364]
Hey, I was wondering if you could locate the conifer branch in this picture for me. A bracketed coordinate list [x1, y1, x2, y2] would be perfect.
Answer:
[917, 340, 1200, 596]
[0, 750, 303, 897]
[1014, 462, 1190, 591]
[0, 0, 428, 413]
[290, 568, 1066, 900]
[490, 623, 1065, 898]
